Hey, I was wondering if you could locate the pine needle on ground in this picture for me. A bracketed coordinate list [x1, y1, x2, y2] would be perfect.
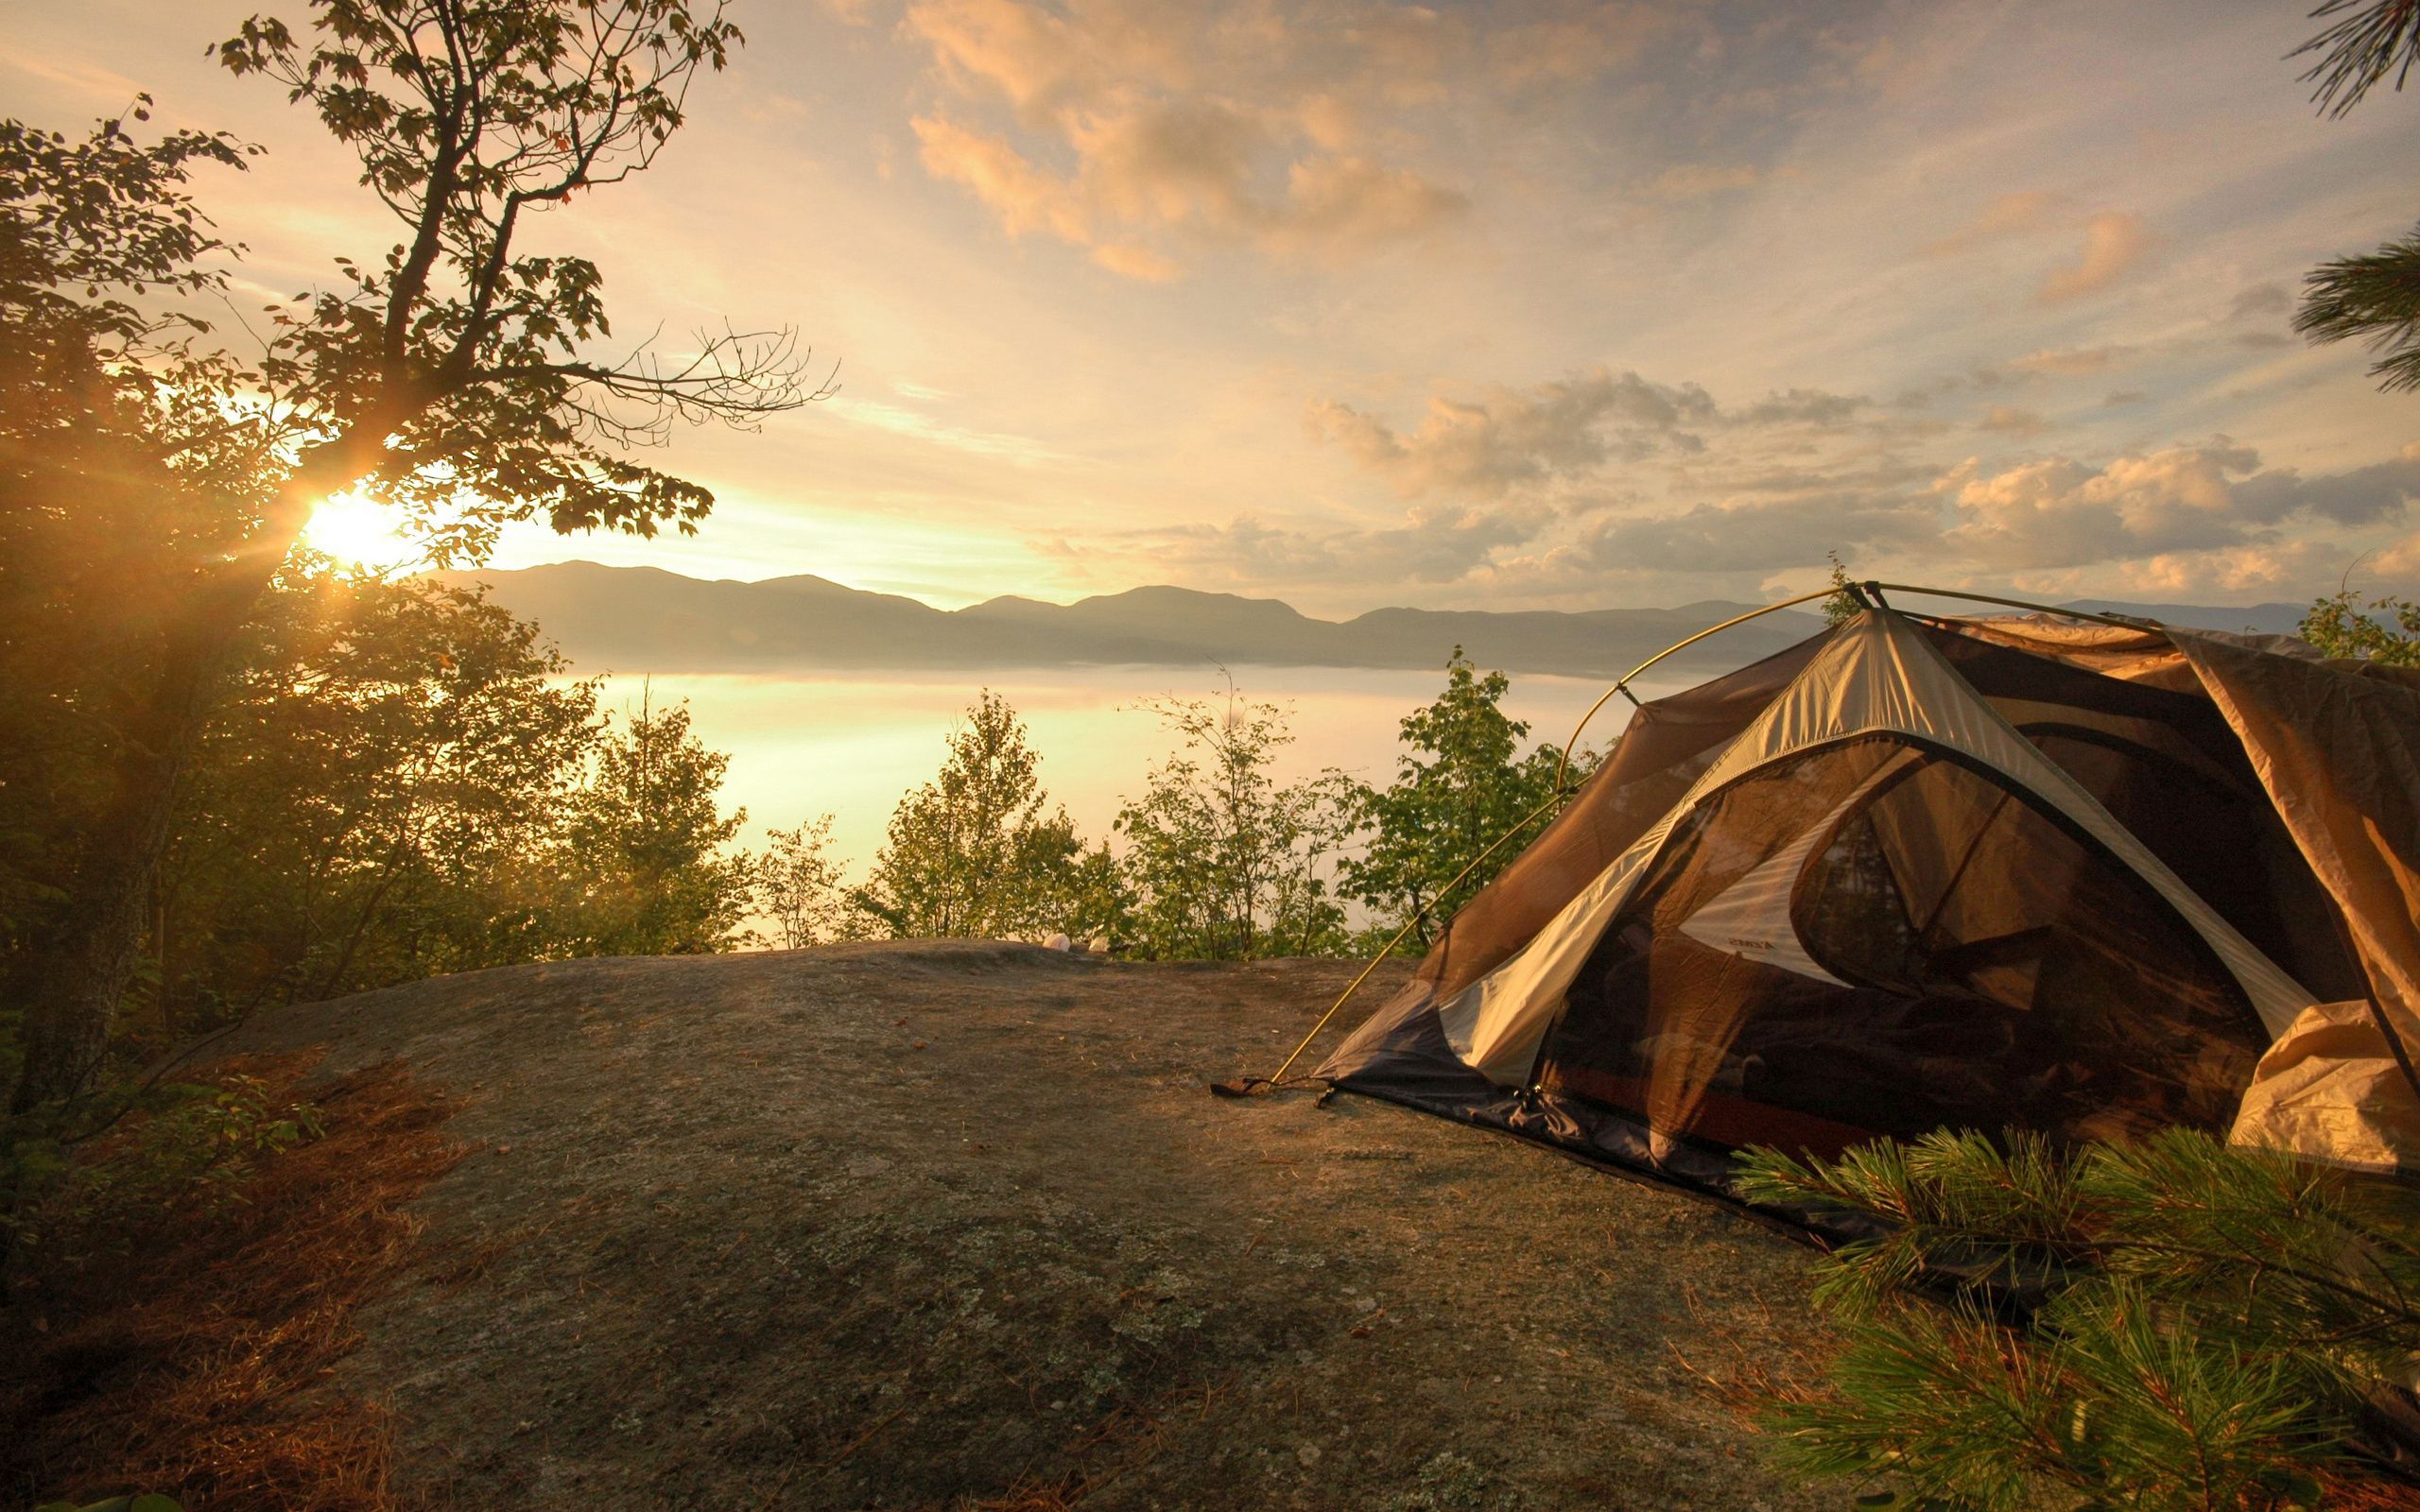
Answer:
[1, 1054, 465, 1512]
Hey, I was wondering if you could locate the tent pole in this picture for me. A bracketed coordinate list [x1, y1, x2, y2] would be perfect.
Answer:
[1548, 584, 2169, 800]
[1551, 587, 1841, 799]
[1865, 583, 2162, 629]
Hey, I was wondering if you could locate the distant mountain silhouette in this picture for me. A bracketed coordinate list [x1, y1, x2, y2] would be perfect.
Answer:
[2055, 599, 2309, 636]
[425, 561, 2312, 678]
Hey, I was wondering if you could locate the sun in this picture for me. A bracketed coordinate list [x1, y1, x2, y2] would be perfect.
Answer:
[301, 493, 420, 572]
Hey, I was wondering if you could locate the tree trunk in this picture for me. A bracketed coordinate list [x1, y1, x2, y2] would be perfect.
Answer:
[9, 619, 224, 1111]
[6, 483, 320, 1112]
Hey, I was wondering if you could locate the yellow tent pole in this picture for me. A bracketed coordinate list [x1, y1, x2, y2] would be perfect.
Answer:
[1548, 584, 2163, 799]
[1862, 582, 2161, 629]
[1549, 587, 1841, 799]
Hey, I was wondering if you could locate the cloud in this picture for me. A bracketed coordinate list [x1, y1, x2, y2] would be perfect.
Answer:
[2228, 283, 2292, 321]
[1932, 442, 2417, 571]
[1978, 404, 2050, 438]
[0, 47, 143, 101]
[1483, 5, 1674, 91]
[905, 0, 1122, 120]
[2115, 541, 2340, 599]
[1728, 387, 1870, 425]
[1099, 502, 1553, 588]
[2103, 390, 2151, 406]
[2230, 445, 2420, 526]
[1089, 240, 1183, 281]
[1266, 155, 1470, 258]
[1582, 492, 1937, 573]
[1307, 369, 1717, 498]
[911, 115, 1090, 241]
[1923, 190, 2062, 257]
[900, 0, 1482, 277]
[1309, 371, 1884, 504]
[1371, 436, 2420, 605]
[1921, 198, 2156, 305]
[2008, 345, 2132, 377]
[2038, 210, 2156, 303]
[2371, 530, 2420, 582]
[1717, 460, 1944, 495]
[827, 396, 1070, 463]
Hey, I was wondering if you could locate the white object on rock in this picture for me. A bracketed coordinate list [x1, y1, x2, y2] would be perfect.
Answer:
[1045, 932, 1072, 952]
[1087, 935, 1111, 954]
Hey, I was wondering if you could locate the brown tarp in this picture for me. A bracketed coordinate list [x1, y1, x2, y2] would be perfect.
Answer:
[2173, 631, 2420, 1169]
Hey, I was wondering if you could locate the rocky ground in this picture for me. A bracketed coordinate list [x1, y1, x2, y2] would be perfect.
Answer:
[212, 941, 1837, 1511]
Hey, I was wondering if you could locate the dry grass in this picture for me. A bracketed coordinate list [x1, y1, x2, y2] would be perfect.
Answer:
[2325, 1467, 2420, 1510]
[1663, 1275, 1834, 1419]
[1, 1054, 464, 1511]
[942, 1383, 1218, 1512]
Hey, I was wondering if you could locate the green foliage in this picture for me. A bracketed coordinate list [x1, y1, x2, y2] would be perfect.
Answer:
[1339, 649, 1569, 947]
[1058, 839, 1135, 950]
[552, 693, 753, 955]
[0, 112, 261, 991]
[1733, 1128, 2420, 1511]
[212, 0, 805, 555]
[757, 816, 863, 950]
[2293, 0, 2420, 118]
[1823, 552, 1863, 628]
[0, 97, 244, 314]
[6, 1074, 321, 1278]
[1115, 682, 1354, 960]
[852, 692, 1101, 942]
[3, 0, 812, 1114]
[161, 562, 603, 1016]
[2301, 586, 2420, 665]
[2295, 225, 2420, 394]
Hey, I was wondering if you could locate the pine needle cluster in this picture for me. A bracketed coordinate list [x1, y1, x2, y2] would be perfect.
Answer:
[1733, 1129, 2420, 1511]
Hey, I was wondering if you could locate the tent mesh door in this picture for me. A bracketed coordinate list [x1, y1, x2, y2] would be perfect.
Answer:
[1536, 733, 2268, 1160]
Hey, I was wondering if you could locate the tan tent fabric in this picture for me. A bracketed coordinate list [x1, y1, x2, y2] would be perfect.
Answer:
[1415, 634, 1831, 1005]
[2230, 1000, 2420, 1172]
[1934, 616, 2198, 690]
[2175, 632, 2420, 1165]
[1435, 611, 2315, 1084]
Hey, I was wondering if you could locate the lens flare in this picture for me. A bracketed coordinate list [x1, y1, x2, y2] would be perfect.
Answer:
[301, 493, 419, 571]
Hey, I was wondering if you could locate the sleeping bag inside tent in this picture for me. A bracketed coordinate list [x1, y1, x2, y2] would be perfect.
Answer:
[1317, 605, 2420, 1199]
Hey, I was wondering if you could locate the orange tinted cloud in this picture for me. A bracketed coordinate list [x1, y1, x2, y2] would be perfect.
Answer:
[2038, 210, 2156, 302]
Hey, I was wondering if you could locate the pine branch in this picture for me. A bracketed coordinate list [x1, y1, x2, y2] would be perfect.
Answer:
[2295, 224, 2420, 392]
[2293, 0, 2420, 117]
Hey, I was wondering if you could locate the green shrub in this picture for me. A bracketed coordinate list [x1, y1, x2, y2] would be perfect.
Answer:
[4, 1073, 321, 1278]
[1734, 1128, 2420, 1511]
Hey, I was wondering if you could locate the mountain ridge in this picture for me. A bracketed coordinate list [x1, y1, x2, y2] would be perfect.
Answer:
[424, 560, 2314, 677]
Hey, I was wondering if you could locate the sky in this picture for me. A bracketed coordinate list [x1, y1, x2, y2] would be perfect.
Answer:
[8, 0, 2419, 617]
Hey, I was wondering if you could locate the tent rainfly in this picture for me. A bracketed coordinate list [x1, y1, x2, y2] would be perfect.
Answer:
[1317, 604, 2420, 1201]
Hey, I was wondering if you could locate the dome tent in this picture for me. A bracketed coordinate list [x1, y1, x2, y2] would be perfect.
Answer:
[1315, 601, 2420, 1201]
